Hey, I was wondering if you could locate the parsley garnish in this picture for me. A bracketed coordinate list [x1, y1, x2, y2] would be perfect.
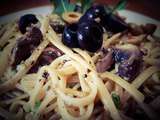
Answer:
[111, 92, 121, 109]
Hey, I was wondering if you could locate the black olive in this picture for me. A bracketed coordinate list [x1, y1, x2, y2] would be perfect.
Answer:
[79, 4, 107, 23]
[50, 21, 65, 34]
[77, 20, 103, 52]
[62, 23, 79, 48]
[18, 14, 38, 34]
[79, 5, 128, 33]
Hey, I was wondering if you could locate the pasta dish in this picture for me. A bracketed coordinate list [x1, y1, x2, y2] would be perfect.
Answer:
[0, 3, 160, 120]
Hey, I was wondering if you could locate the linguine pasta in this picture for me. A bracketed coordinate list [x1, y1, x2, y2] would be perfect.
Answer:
[0, 13, 160, 120]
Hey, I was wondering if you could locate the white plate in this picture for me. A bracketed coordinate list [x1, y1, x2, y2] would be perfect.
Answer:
[0, 6, 159, 36]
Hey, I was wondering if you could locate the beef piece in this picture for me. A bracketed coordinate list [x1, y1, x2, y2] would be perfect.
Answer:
[142, 23, 157, 35]
[50, 21, 65, 34]
[11, 27, 43, 68]
[28, 44, 63, 73]
[123, 99, 150, 120]
[129, 23, 157, 36]
[150, 96, 160, 113]
[96, 50, 114, 73]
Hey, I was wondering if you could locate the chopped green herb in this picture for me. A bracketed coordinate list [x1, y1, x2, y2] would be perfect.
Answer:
[50, 0, 95, 15]
[112, 0, 127, 12]
[23, 104, 32, 113]
[50, 0, 127, 16]
[34, 100, 41, 111]
[76, 0, 95, 13]
[50, 0, 75, 15]
[111, 92, 121, 109]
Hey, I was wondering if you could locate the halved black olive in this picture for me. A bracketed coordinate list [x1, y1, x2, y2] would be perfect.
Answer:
[79, 4, 107, 23]
[62, 23, 79, 48]
[77, 20, 103, 52]
[18, 14, 38, 34]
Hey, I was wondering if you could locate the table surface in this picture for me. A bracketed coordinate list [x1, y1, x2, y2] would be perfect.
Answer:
[0, 0, 160, 21]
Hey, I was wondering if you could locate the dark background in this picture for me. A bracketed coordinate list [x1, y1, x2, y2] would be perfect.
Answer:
[0, 0, 160, 20]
